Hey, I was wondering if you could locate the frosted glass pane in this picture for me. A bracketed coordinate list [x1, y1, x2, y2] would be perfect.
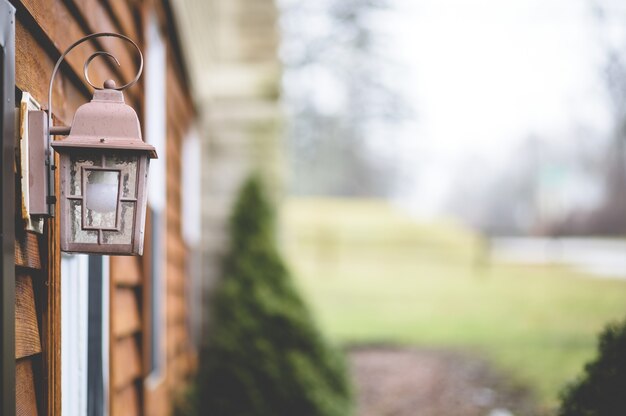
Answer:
[86, 171, 119, 213]
[102, 202, 135, 245]
[69, 200, 98, 244]
[85, 170, 119, 229]
[105, 154, 138, 198]
[69, 153, 97, 196]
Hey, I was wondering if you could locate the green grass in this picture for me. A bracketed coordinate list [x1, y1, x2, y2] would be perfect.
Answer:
[280, 197, 626, 410]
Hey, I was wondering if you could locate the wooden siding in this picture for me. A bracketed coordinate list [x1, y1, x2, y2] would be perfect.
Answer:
[16, 359, 38, 416]
[11, 0, 197, 414]
[14, 232, 44, 416]
[110, 255, 144, 415]
[14, 275, 41, 360]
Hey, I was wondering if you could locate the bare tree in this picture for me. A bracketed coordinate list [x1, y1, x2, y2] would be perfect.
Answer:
[281, 0, 411, 196]
[579, 1, 626, 234]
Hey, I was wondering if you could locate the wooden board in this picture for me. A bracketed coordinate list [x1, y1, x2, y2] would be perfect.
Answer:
[110, 256, 142, 286]
[112, 336, 141, 390]
[143, 381, 169, 416]
[15, 275, 41, 359]
[108, 0, 139, 41]
[41, 171, 62, 416]
[166, 292, 186, 326]
[112, 288, 141, 338]
[165, 237, 186, 272]
[16, 359, 38, 416]
[15, 20, 89, 126]
[19, 0, 139, 96]
[111, 383, 140, 416]
[14, 232, 41, 270]
[165, 267, 180, 295]
[166, 324, 188, 360]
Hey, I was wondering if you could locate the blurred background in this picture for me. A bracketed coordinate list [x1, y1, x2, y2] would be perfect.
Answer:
[276, 0, 626, 414]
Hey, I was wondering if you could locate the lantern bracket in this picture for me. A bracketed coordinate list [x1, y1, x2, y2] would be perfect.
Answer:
[36, 32, 144, 217]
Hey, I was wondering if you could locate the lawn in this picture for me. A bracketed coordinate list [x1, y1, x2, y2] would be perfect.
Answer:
[280, 197, 626, 410]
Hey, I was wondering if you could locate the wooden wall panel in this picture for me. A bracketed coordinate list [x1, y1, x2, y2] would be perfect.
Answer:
[143, 382, 168, 416]
[20, 0, 108, 81]
[19, 0, 139, 99]
[15, 19, 88, 126]
[16, 359, 38, 416]
[111, 383, 140, 416]
[166, 265, 185, 293]
[14, 232, 41, 270]
[112, 288, 141, 338]
[108, 0, 139, 41]
[112, 336, 141, 391]
[41, 164, 62, 416]
[110, 256, 142, 286]
[166, 292, 186, 326]
[69, 0, 137, 80]
[15, 275, 41, 360]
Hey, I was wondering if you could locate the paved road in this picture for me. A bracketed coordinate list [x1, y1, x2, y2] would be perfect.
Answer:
[491, 237, 626, 279]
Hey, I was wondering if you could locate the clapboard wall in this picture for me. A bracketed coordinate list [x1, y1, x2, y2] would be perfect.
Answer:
[10, 0, 196, 414]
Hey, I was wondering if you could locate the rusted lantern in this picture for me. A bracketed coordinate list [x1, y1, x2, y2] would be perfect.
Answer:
[52, 80, 157, 255]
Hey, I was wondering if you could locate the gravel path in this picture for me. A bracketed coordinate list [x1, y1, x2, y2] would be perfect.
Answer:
[349, 347, 540, 416]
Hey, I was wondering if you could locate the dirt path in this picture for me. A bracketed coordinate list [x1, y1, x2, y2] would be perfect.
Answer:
[349, 347, 540, 416]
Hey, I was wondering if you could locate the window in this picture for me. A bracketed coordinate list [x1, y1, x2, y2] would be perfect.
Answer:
[182, 128, 202, 346]
[61, 254, 110, 416]
[145, 11, 167, 383]
[181, 128, 201, 247]
[87, 256, 109, 416]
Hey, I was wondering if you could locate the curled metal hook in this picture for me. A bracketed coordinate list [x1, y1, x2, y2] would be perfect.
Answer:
[49, 32, 143, 107]
[46, 32, 144, 215]
[83, 51, 120, 90]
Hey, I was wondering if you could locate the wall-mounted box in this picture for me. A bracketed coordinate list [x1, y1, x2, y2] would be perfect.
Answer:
[19, 93, 45, 233]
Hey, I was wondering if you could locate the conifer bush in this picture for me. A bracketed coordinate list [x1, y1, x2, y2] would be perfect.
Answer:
[187, 176, 352, 416]
[559, 318, 626, 415]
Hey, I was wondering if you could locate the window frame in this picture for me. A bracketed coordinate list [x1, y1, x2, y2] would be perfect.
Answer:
[143, 10, 167, 387]
[60, 254, 110, 416]
[87, 255, 110, 416]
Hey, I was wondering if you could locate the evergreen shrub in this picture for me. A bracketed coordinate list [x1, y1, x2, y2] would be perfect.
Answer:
[559, 318, 626, 415]
[185, 176, 352, 416]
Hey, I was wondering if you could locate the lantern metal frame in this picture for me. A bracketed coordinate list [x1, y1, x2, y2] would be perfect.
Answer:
[29, 32, 157, 255]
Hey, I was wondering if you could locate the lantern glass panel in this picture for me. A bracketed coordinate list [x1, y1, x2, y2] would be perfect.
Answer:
[69, 153, 96, 196]
[69, 200, 98, 244]
[84, 169, 120, 229]
[102, 201, 135, 245]
[104, 154, 139, 198]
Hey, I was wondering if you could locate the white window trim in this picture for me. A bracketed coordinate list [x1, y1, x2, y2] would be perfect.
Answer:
[61, 255, 110, 416]
[144, 10, 168, 388]
[181, 126, 202, 248]
[61, 254, 89, 416]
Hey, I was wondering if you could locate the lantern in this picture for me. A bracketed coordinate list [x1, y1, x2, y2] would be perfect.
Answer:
[52, 81, 156, 255]
[28, 32, 156, 255]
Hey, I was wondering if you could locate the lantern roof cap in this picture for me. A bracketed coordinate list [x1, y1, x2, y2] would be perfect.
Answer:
[51, 87, 157, 158]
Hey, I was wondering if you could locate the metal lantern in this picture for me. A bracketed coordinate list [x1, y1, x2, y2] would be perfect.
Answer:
[25, 32, 157, 255]
[52, 82, 157, 255]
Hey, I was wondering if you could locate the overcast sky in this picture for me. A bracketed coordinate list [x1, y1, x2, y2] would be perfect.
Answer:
[381, 0, 625, 216]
